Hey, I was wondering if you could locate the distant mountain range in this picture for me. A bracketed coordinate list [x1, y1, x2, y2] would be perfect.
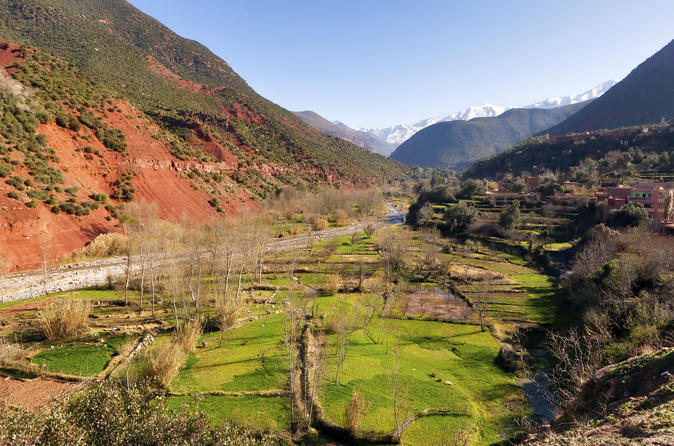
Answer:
[292, 111, 395, 155]
[296, 80, 617, 156]
[389, 101, 590, 168]
[357, 80, 618, 147]
[547, 40, 674, 135]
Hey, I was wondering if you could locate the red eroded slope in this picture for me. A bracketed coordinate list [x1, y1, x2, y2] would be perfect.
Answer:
[0, 98, 257, 272]
[0, 42, 23, 73]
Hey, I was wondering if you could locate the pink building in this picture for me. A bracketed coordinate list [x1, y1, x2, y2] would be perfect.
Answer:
[596, 183, 674, 221]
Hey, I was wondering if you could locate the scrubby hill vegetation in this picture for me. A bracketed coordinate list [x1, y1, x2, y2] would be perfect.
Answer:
[0, 0, 406, 186]
[0, 0, 408, 270]
[390, 102, 588, 168]
[464, 121, 674, 182]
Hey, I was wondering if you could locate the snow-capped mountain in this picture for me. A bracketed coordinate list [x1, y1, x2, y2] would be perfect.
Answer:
[527, 79, 618, 109]
[356, 80, 618, 147]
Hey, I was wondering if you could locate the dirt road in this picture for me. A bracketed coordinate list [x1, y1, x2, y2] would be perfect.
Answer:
[0, 209, 404, 303]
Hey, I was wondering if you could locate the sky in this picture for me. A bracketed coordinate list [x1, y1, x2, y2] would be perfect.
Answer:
[128, 0, 674, 129]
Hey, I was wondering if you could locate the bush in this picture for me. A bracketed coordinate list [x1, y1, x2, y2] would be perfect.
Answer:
[6, 191, 19, 200]
[214, 298, 241, 333]
[0, 161, 13, 177]
[175, 318, 203, 354]
[499, 201, 521, 229]
[71, 232, 127, 261]
[307, 214, 328, 231]
[0, 381, 283, 445]
[36, 298, 92, 340]
[68, 115, 82, 132]
[138, 343, 185, 388]
[0, 340, 25, 365]
[457, 179, 485, 199]
[332, 208, 351, 226]
[443, 203, 479, 234]
[345, 390, 369, 434]
[25, 199, 39, 208]
[607, 201, 650, 228]
[320, 274, 342, 295]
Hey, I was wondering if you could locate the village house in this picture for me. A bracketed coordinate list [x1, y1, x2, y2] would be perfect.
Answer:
[596, 182, 674, 222]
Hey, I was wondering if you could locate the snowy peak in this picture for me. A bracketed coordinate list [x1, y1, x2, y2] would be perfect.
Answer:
[357, 80, 618, 147]
[526, 79, 618, 109]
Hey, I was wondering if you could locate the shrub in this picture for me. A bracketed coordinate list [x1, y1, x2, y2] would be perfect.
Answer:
[68, 115, 82, 132]
[71, 232, 127, 261]
[307, 214, 328, 231]
[101, 128, 127, 153]
[0, 381, 283, 445]
[137, 343, 184, 388]
[0, 161, 13, 177]
[332, 208, 351, 226]
[6, 175, 25, 191]
[0, 340, 25, 365]
[345, 390, 369, 434]
[214, 298, 241, 333]
[443, 203, 479, 234]
[26, 199, 39, 208]
[457, 179, 485, 199]
[36, 298, 92, 340]
[89, 193, 109, 203]
[175, 318, 203, 354]
[320, 274, 342, 295]
[6, 191, 19, 200]
[499, 201, 521, 229]
[607, 201, 650, 228]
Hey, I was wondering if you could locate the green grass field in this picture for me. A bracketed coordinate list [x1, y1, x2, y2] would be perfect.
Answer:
[166, 394, 291, 431]
[172, 313, 287, 393]
[32, 334, 130, 376]
[319, 316, 523, 445]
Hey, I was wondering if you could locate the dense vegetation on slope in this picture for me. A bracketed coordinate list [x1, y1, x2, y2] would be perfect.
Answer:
[464, 122, 674, 180]
[0, 0, 407, 186]
[293, 110, 395, 155]
[548, 39, 674, 135]
[390, 102, 588, 168]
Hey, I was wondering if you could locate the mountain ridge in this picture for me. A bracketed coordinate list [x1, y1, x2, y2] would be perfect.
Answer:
[356, 80, 617, 147]
[389, 101, 590, 168]
[546, 40, 674, 134]
[0, 0, 407, 270]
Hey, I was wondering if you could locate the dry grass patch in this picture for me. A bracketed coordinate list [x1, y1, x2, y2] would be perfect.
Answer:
[175, 318, 203, 354]
[35, 298, 92, 340]
[138, 343, 184, 387]
[68, 232, 127, 262]
[0, 339, 25, 365]
[320, 274, 342, 295]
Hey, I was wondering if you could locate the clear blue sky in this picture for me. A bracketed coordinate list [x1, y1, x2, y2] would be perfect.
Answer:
[128, 0, 674, 128]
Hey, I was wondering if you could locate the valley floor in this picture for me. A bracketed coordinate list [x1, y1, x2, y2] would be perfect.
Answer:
[0, 223, 568, 445]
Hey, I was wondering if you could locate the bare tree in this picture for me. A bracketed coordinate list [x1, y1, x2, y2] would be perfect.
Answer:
[38, 225, 49, 295]
[360, 293, 381, 344]
[332, 303, 360, 384]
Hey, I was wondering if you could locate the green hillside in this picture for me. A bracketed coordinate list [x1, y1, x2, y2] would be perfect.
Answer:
[0, 0, 407, 185]
[390, 102, 588, 168]
[548, 39, 674, 135]
[464, 122, 674, 179]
